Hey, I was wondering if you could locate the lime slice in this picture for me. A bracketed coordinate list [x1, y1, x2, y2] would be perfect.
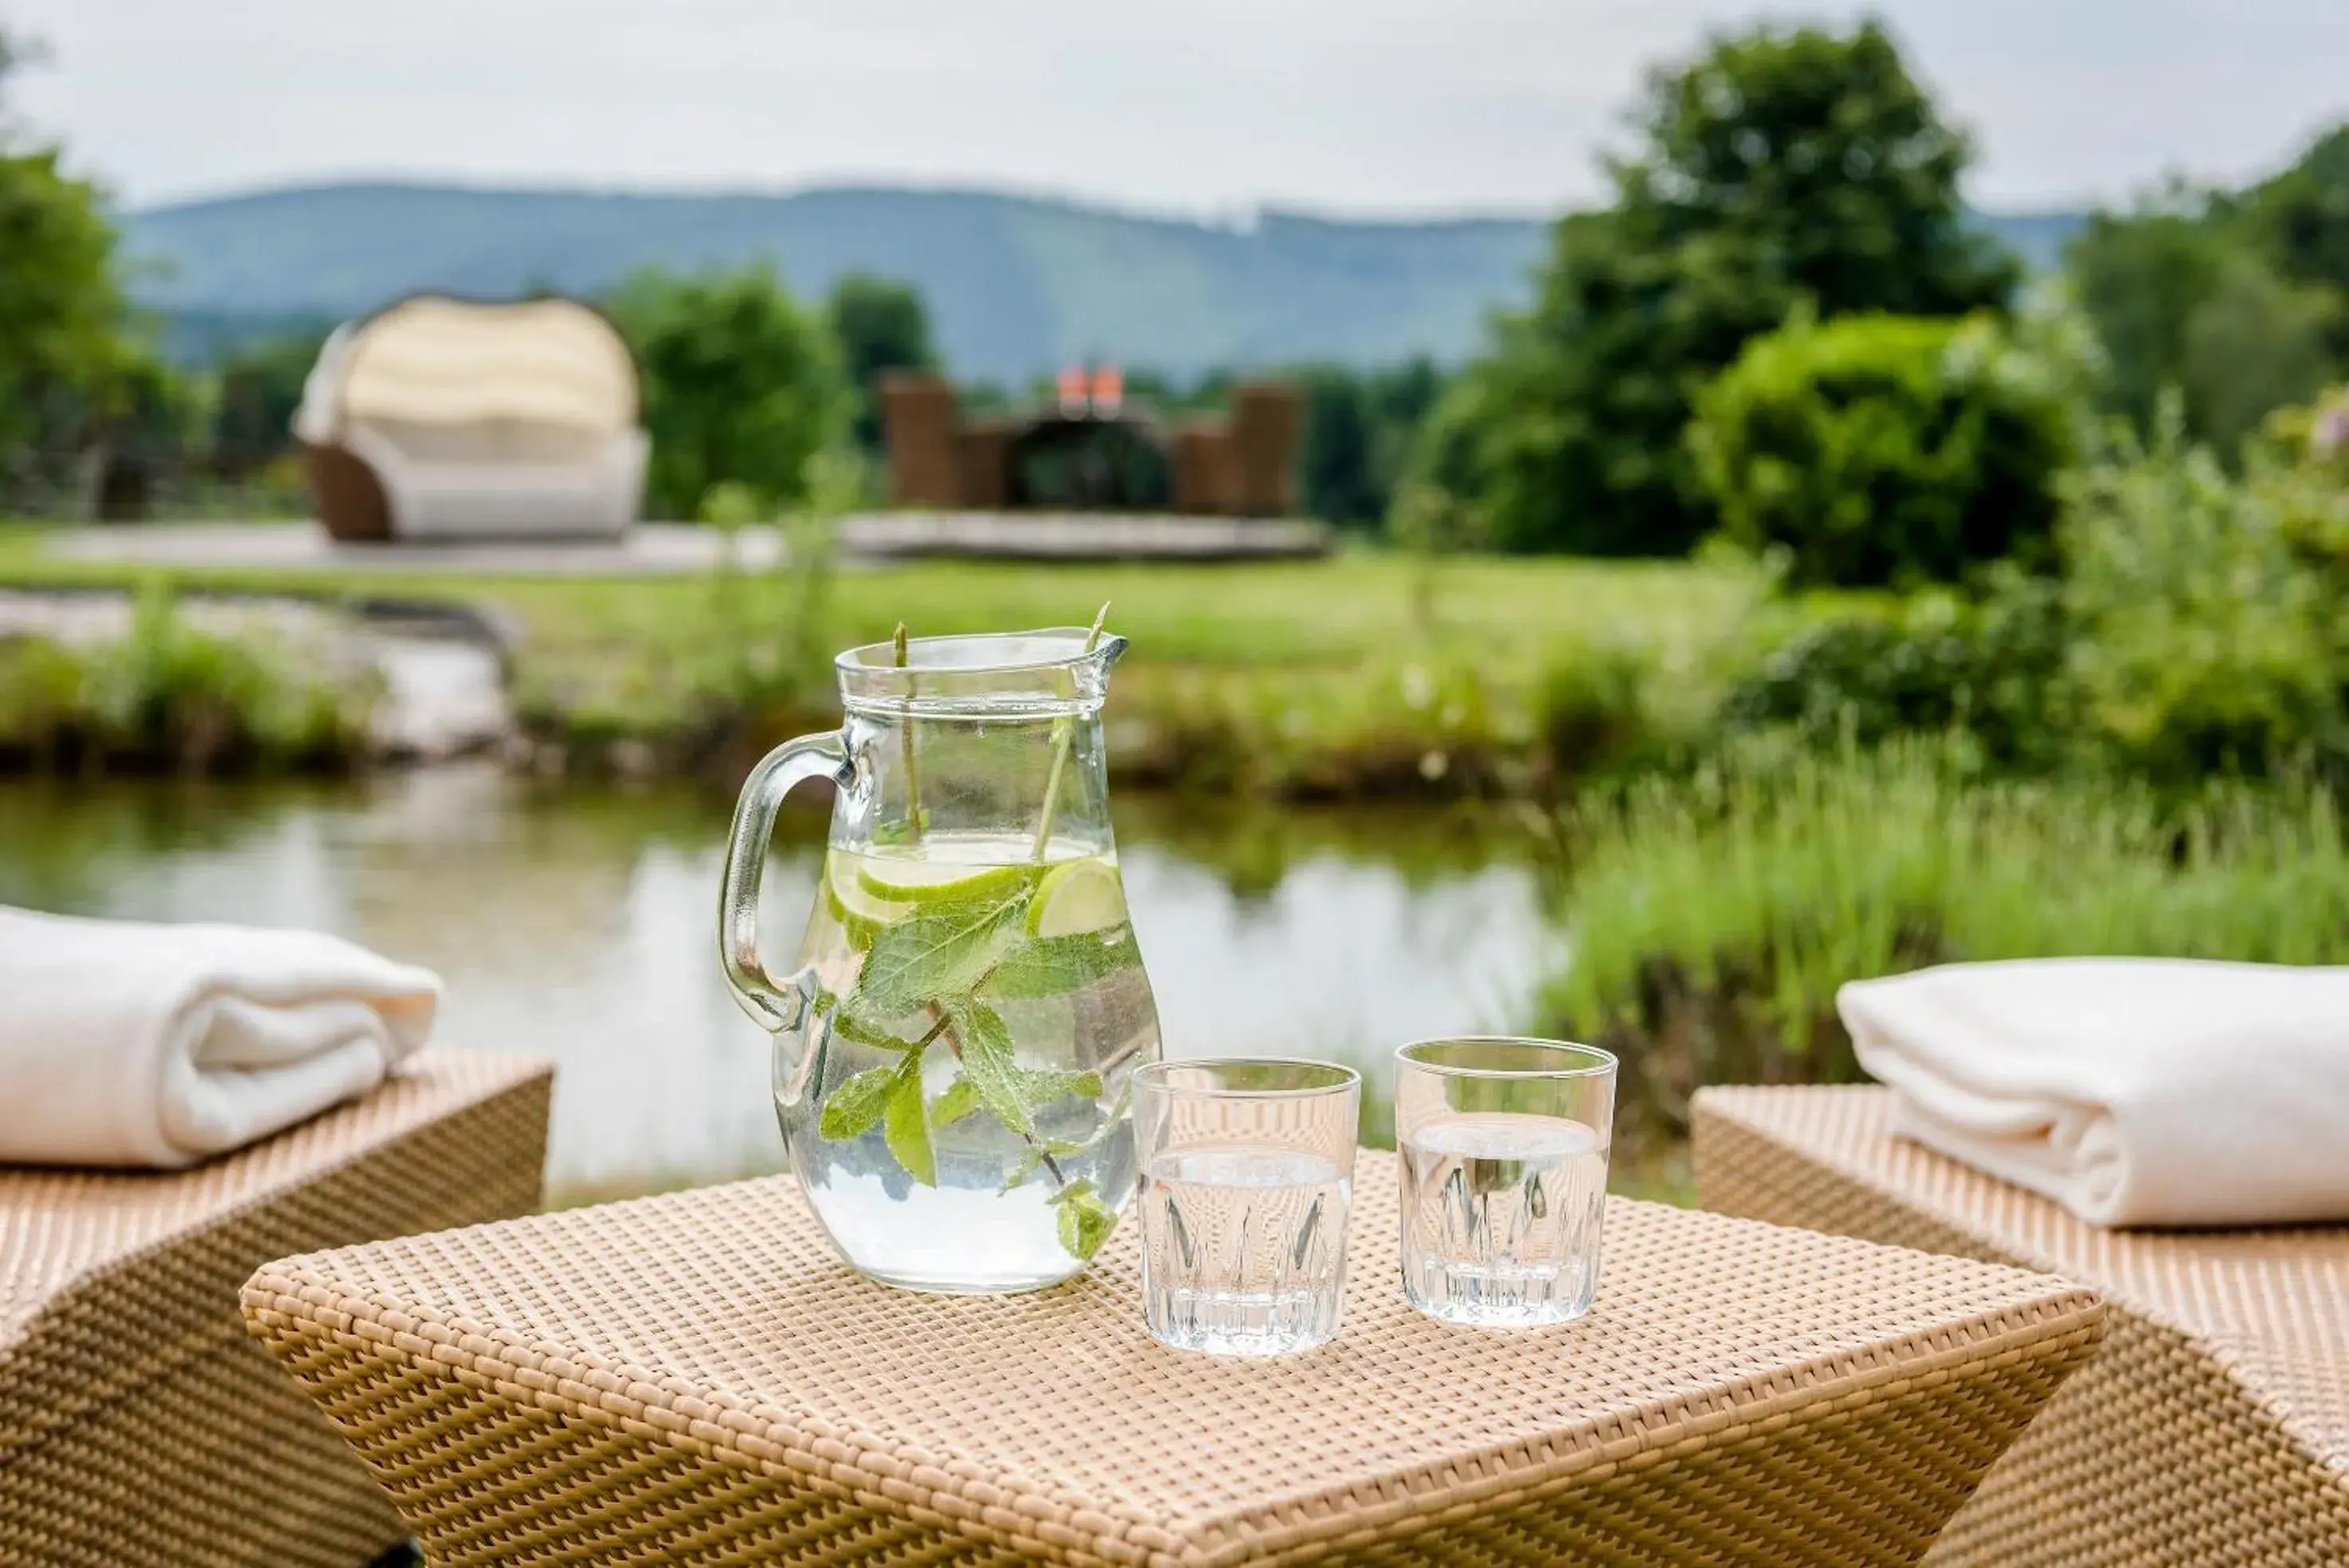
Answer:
[1028, 857, 1127, 937]
[824, 859, 912, 945]
[855, 857, 1034, 910]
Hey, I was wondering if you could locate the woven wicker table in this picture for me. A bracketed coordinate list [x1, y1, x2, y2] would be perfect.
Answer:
[244, 1148, 2101, 1566]
[2, 1050, 552, 1568]
[1694, 1085, 2349, 1566]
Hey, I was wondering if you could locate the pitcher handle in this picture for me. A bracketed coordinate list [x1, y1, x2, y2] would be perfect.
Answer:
[720, 729, 851, 1031]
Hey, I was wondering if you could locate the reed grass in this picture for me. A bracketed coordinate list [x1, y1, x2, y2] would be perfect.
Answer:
[1545, 737, 2349, 1136]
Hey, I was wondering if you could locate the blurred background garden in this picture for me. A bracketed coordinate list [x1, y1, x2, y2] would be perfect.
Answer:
[5, 4, 2349, 1203]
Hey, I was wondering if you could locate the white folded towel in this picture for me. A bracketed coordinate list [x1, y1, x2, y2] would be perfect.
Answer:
[0, 906, 440, 1168]
[1840, 958, 2349, 1227]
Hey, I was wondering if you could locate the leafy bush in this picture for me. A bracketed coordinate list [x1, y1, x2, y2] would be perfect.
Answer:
[1544, 738, 2349, 1141]
[1532, 636, 1672, 780]
[0, 586, 370, 772]
[2056, 411, 2349, 779]
[1689, 313, 2075, 586]
[1719, 579, 2069, 767]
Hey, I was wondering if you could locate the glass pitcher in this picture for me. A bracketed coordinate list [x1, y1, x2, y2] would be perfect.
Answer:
[720, 627, 1161, 1293]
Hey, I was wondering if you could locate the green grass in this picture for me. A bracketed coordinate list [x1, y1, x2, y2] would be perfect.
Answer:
[1542, 737, 2349, 1139]
[0, 538, 1752, 671]
[0, 526, 1782, 792]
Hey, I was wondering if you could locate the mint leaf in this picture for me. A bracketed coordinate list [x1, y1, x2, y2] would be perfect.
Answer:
[979, 932, 1140, 1001]
[831, 1005, 922, 1053]
[1050, 1179, 1119, 1260]
[949, 1000, 1033, 1136]
[854, 905, 1017, 1021]
[998, 1144, 1044, 1193]
[816, 1064, 898, 1140]
[1018, 1067, 1103, 1109]
[882, 1064, 935, 1187]
[933, 1074, 981, 1127]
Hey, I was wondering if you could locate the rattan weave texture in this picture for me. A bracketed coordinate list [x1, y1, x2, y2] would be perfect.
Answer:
[1693, 1084, 2349, 1567]
[2, 1050, 553, 1568]
[246, 1149, 2102, 1566]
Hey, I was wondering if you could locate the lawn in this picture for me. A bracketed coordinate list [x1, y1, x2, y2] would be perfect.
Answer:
[0, 525, 1754, 662]
[0, 525, 1788, 793]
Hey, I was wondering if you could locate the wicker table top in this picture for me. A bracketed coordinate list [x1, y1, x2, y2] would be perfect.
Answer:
[1695, 1085, 2349, 1483]
[245, 1148, 2103, 1566]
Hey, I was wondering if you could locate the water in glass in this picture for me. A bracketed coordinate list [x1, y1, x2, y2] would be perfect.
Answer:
[1139, 1144, 1349, 1356]
[1400, 1112, 1608, 1325]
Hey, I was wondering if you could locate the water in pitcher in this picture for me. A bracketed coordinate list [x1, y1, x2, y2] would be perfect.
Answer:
[1399, 1112, 1608, 1325]
[779, 831, 1158, 1293]
[1139, 1146, 1351, 1355]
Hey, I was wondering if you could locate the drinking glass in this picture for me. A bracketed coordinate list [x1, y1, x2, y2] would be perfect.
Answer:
[1395, 1037, 1617, 1327]
[1134, 1060, 1360, 1356]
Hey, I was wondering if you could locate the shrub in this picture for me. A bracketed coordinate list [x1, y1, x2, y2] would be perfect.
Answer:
[1531, 636, 1668, 780]
[1689, 312, 2075, 586]
[2057, 410, 2349, 779]
[0, 586, 371, 772]
[1543, 739, 2349, 1143]
[1717, 578, 2070, 768]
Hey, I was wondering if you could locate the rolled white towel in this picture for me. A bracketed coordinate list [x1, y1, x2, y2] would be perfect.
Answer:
[1840, 958, 2349, 1227]
[0, 906, 440, 1168]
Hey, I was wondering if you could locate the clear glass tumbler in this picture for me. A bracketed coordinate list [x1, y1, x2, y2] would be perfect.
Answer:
[1134, 1060, 1360, 1357]
[1395, 1037, 1617, 1327]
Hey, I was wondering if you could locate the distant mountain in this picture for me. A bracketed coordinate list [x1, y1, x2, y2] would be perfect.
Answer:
[121, 182, 2084, 381]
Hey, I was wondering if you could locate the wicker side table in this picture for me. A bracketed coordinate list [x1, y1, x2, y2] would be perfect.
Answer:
[1694, 1084, 2349, 1567]
[2, 1050, 553, 1568]
[246, 1149, 2100, 1566]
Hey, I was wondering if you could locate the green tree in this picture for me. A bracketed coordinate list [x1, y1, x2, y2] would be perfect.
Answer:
[2063, 199, 2229, 436]
[2068, 126, 2349, 452]
[209, 326, 331, 472]
[1296, 368, 1379, 525]
[825, 274, 937, 457]
[2178, 251, 2337, 455]
[1431, 21, 2014, 555]
[2240, 125, 2349, 317]
[1293, 359, 1449, 529]
[0, 30, 128, 457]
[609, 264, 844, 521]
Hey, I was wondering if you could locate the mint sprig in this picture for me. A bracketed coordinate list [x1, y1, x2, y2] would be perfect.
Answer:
[815, 863, 1139, 1254]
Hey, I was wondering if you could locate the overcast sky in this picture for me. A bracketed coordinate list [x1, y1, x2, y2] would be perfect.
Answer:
[8, 1, 2347, 217]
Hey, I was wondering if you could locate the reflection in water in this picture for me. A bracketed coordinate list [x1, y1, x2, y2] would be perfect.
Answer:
[0, 768, 1555, 1203]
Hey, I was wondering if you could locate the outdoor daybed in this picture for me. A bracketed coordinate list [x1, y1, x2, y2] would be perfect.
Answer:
[1696, 1085, 2349, 1566]
[294, 294, 647, 543]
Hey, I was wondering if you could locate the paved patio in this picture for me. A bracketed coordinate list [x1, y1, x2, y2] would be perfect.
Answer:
[45, 512, 1332, 576]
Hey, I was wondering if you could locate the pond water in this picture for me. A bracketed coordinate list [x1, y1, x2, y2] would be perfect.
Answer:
[0, 768, 1559, 1205]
